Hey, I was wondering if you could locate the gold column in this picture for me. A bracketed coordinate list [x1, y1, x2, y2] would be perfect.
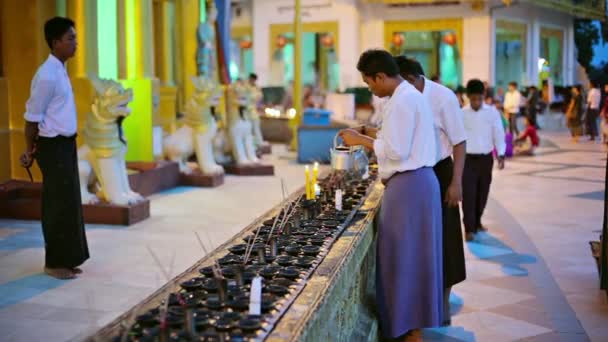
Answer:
[153, 0, 178, 134]
[66, 0, 97, 140]
[0, 78, 9, 183]
[175, 0, 199, 111]
[1, 0, 56, 182]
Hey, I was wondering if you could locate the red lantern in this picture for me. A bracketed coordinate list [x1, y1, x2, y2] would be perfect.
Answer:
[239, 39, 252, 49]
[321, 34, 334, 48]
[442, 33, 456, 46]
[276, 35, 287, 49]
[392, 33, 404, 48]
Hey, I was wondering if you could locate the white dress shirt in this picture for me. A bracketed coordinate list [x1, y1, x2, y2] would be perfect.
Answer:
[421, 78, 467, 162]
[24, 54, 77, 137]
[587, 88, 601, 110]
[373, 81, 437, 180]
[463, 103, 506, 156]
[503, 90, 521, 114]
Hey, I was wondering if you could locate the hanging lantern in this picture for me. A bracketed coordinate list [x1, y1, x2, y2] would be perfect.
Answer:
[239, 39, 252, 49]
[276, 35, 287, 49]
[320, 34, 334, 48]
[442, 33, 457, 46]
[392, 32, 404, 48]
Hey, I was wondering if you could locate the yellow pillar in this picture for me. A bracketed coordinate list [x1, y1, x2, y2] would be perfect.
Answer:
[66, 0, 97, 140]
[290, 0, 303, 150]
[117, 0, 156, 161]
[175, 0, 199, 111]
[1, 0, 56, 182]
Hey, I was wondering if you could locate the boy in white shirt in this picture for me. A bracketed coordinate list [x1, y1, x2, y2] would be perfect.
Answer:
[586, 80, 601, 141]
[503, 81, 522, 135]
[462, 79, 506, 241]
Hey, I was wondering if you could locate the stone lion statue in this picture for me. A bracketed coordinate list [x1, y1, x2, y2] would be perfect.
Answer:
[163, 76, 224, 175]
[223, 81, 260, 165]
[243, 83, 268, 149]
[78, 78, 144, 206]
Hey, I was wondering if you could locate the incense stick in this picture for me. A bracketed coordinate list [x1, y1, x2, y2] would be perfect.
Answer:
[194, 231, 209, 255]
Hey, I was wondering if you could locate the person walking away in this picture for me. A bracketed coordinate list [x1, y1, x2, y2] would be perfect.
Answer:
[503, 81, 522, 135]
[19, 17, 89, 280]
[586, 80, 601, 141]
[565, 85, 584, 143]
[339, 49, 443, 342]
[514, 116, 540, 156]
[394, 55, 467, 327]
[527, 86, 540, 129]
[462, 79, 506, 242]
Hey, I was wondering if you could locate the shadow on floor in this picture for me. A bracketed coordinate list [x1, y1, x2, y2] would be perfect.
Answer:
[467, 232, 537, 277]
[0, 273, 68, 308]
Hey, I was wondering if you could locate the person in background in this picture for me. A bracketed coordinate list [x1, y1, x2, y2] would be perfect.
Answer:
[370, 94, 387, 127]
[302, 84, 315, 108]
[248, 73, 264, 112]
[455, 86, 467, 108]
[395, 55, 467, 327]
[586, 80, 601, 141]
[339, 49, 443, 342]
[514, 116, 540, 156]
[565, 85, 584, 143]
[431, 74, 441, 84]
[503, 81, 522, 135]
[281, 80, 294, 109]
[527, 86, 540, 129]
[494, 86, 505, 112]
[600, 84, 608, 144]
[19, 17, 90, 279]
[462, 79, 506, 242]
[485, 95, 495, 107]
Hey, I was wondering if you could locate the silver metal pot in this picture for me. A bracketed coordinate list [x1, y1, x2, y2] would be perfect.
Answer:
[330, 134, 369, 177]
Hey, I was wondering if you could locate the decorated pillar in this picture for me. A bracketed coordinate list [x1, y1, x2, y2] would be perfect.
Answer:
[1, 0, 56, 182]
[153, 0, 178, 134]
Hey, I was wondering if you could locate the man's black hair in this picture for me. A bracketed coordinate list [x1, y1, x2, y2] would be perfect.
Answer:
[466, 79, 485, 95]
[44, 17, 75, 50]
[394, 55, 424, 77]
[357, 49, 399, 78]
[249, 73, 258, 81]
[508, 81, 518, 88]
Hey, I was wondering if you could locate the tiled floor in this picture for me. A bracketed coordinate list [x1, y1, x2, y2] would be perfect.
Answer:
[424, 129, 608, 342]
[0, 128, 607, 341]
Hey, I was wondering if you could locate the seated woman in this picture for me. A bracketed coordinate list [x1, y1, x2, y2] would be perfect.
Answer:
[514, 116, 540, 156]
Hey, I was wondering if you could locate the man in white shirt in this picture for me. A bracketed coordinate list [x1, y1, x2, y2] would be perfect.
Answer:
[503, 81, 522, 135]
[19, 17, 89, 280]
[339, 49, 443, 340]
[395, 55, 466, 326]
[463, 79, 506, 242]
[586, 80, 601, 141]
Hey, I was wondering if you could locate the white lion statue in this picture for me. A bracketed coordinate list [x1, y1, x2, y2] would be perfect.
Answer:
[163, 76, 224, 175]
[78, 78, 144, 206]
[224, 81, 260, 165]
[244, 83, 269, 149]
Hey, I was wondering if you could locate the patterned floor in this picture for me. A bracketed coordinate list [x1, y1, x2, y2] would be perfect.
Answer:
[424, 130, 607, 342]
[0, 128, 607, 341]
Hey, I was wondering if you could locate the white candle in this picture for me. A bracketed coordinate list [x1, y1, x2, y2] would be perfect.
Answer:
[335, 189, 343, 211]
[249, 276, 262, 315]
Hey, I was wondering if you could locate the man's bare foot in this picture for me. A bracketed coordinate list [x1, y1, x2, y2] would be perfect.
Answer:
[44, 267, 76, 279]
[71, 267, 83, 274]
